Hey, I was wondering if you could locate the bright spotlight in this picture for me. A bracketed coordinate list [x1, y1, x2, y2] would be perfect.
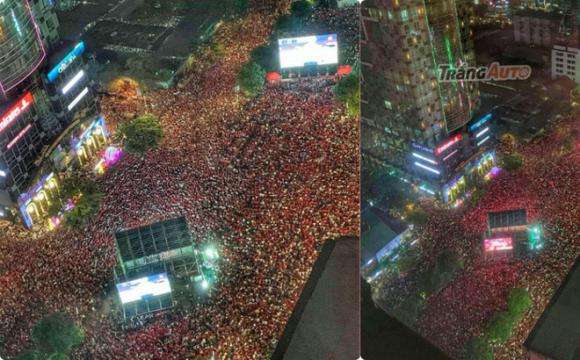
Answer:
[201, 279, 209, 290]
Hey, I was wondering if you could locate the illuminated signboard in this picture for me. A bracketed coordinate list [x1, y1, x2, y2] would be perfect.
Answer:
[0, 92, 33, 134]
[116, 273, 172, 304]
[411, 143, 434, 154]
[434, 134, 462, 156]
[6, 123, 32, 149]
[61, 69, 85, 94]
[278, 34, 338, 68]
[414, 161, 440, 175]
[412, 152, 438, 165]
[469, 113, 492, 132]
[483, 237, 513, 252]
[67, 87, 89, 111]
[47, 41, 85, 83]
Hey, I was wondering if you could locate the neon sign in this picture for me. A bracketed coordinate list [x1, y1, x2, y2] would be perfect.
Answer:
[442, 149, 458, 161]
[7, 123, 32, 149]
[412, 152, 438, 165]
[469, 113, 492, 132]
[62, 69, 85, 94]
[483, 237, 513, 252]
[435, 134, 462, 155]
[411, 142, 434, 154]
[475, 127, 490, 138]
[47, 41, 85, 83]
[415, 161, 440, 175]
[477, 136, 490, 147]
[67, 87, 89, 111]
[0, 92, 33, 134]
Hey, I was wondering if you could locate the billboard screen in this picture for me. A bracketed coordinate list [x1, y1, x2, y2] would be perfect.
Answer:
[116, 273, 171, 304]
[483, 237, 513, 252]
[47, 41, 85, 83]
[278, 34, 338, 69]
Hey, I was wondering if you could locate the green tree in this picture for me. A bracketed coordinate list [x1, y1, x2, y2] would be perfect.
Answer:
[462, 337, 494, 360]
[501, 153, 523, 172]
[250, 45, 275, 71]
[334, 72, 360, 117]
[64, 190, 103, 229]
[484, 311, 515, 342]
[118, 113, 164, 157]
[507, 288, 533, 317]
[290, 0, 314, 18]
[32, 313, 84, 355]
[407, 207, 428, 227]
[396, 245, 420, 274]
[237, 62, 266, 98]
[273, 15, 302, 37]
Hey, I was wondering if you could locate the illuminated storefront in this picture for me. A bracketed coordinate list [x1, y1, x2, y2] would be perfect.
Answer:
[18, 172, 59, 228]
[72, 116, 109, 166]
[442, 151, 498, 206]
[443, 175, 466, 205]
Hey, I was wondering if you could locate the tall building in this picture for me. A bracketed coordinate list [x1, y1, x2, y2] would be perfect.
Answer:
[0, 2, 107, 229]
[362, 0, 496, 205]
[513, 9, 563, 48]
[552, 44, 580, 82]
[0, 0, 46, 96]
[29, 0, 61, 47]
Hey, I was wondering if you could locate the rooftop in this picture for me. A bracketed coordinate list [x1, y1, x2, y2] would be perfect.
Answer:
[272, 237, 358, 360]
[525, 255, 580, 360]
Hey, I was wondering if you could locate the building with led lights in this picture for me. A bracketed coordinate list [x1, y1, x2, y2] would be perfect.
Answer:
[43, 40, 98, 126]
[0, 0, 46, 97]
[361, 0, 497, 205]
[28, 0, 60, 48]
[0, 3, 106, 228]
[0, 92, 49, 216]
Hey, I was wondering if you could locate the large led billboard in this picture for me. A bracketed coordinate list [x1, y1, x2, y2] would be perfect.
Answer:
[116, 273, 171, 304]
[483, 237, 513, 253]
[278, 34, 338, 69]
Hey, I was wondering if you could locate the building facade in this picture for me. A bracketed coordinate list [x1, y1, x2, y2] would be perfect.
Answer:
[0, 0, 46, 96]
[552, 44, 580, 82]
[361, 0, 494, 204]
[0, 4, 107, 229]
[513, 9, 563, 48]
[29, 0, 61, 48]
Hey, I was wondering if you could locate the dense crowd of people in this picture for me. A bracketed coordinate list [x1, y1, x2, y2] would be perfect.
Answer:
[0, 3, 359, 360]
[376, 114, 579, 359]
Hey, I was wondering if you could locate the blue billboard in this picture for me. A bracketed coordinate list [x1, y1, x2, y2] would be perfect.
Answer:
[47, 41, 85, 83]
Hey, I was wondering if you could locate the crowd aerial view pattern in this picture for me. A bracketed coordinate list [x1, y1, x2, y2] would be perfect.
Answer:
[375, 113, 580, 359]
[0, 2, 359, 359]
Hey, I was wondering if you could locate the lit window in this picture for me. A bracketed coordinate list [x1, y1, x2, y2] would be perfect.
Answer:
[401, 9, 409, 21]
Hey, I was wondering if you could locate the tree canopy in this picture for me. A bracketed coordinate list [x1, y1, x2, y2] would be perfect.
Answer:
[118, 113, 164, 157]
[237, 62, 266, 98]
[507, 288, 533, 316]
[31, 313, 84, 355]
[501, 153, 523, 172]
[462, 337, 494, 360]
[484, 311, 514, 342]
[334, 72, 360, 117]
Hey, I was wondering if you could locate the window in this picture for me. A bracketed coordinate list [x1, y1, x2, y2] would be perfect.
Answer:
[401, 9, 409, 21]
[384, 100, 393, 110]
